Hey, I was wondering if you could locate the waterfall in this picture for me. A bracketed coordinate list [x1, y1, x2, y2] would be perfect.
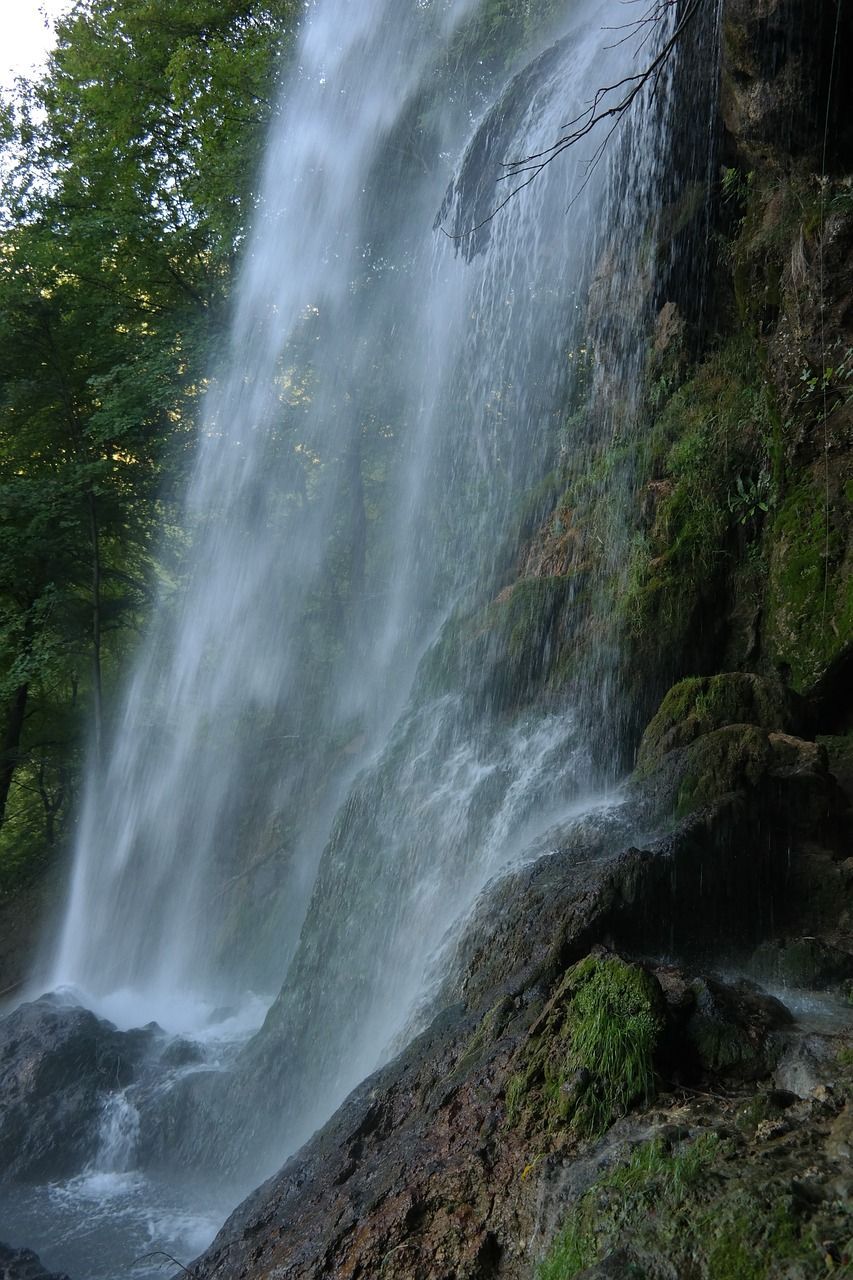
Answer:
[45, 0, 716, 1191]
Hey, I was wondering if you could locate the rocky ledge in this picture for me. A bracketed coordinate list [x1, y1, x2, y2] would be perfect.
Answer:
[185, 673, 852, 1280]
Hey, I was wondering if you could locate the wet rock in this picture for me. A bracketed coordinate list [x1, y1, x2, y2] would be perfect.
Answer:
[0, 994, 156, 1182]
[652, 301, 686, 359]
[159, 1036, 205, 1069]
[774, 1031, 839, 1097]
[826, 1105, 853, 1161]
[684, 977, 792, 1082]
[751, 937, 853, 990]
[0, 1243, 70, 1280]
[721, 0, 852, 168]
[637, 721, 838, 826]
[574, 1251, 642, 1280]
[635, 672, 805, 774]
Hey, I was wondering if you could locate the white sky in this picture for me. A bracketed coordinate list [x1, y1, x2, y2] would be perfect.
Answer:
[2, 1, 72, 92]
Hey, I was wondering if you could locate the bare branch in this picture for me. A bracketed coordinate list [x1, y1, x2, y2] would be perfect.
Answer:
[440, 0, 704, 244]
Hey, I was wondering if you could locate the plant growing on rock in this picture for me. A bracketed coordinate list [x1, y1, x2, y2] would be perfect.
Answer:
[505, 954, 664, 1138]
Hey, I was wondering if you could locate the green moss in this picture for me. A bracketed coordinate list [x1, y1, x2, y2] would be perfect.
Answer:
[506, 955, 663, 1137]
[635, 673, 797, 775]
[621, 334, 771, 652]
[704, 1200, 817, 1280]
[453, 996, 514, 1083]
[766, 476, 853, 691]
[494, 576, 577, 659]
[707, 1216, 764, 1280]
[538, 1135, 719, 1279]
[504, 1072, 526, 1125]
[673, 724, 770, 817]
[539, 1131, 827, 1280]
[414, 567, 587, 714]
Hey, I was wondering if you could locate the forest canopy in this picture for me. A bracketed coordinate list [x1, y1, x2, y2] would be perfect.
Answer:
[0, 0, 300, 889]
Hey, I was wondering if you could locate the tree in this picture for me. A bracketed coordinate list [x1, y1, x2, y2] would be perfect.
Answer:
[0, 0, 301, 885]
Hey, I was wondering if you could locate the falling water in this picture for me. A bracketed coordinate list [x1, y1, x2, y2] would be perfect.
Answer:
[53, 0, 678, 1014]
[16, 0, 722, 1269]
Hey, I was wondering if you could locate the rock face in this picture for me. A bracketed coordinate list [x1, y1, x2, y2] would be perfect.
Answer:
[187, 946, 853, 1280]
[183, 654, 853, 1280]
[0, 994, 155, 1182]
[186, 753, 851, 1278]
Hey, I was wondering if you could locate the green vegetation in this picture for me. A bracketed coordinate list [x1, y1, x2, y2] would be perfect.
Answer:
[567, 958, 661, 1135]
[537, 1130, 832, 1280]
[538, 1134, 719, 1279]
[634, 672, 797, 775]
[505, 955, 663, 1137]
[766, 475, 853, 690]
[0, 0, 301, 893]
[622, 335, 771, 653]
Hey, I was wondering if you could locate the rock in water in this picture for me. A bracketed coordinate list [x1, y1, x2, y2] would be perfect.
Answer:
[0, 1243, 70, 1280]
[0, 994, 155, 1182]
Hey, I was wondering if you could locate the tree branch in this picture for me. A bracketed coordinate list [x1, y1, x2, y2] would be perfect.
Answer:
[440, 0, 704, 244]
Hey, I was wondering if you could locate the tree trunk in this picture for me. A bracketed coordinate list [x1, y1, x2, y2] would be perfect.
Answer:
[0, 682, 29, 830]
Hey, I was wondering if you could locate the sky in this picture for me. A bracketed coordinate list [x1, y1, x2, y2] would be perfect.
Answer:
[1, 0, 72, 92]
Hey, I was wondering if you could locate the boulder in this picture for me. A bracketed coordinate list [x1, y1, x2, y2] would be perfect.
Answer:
[0, 1245, 70, 1280]
[0, 994, 156, 1182]
[751, 937, 853, 990]
[632, 675, 842, 838]
[634, 672, 804, 775]
[683, 976, 792, 1082]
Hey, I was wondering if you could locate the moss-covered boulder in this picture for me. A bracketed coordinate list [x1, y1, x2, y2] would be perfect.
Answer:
[635, 673, 804, 775]
[673, 726, 831, 819]
[504, 954, 665, 1138]
[635, 714, 836, 830]
[631, 672, 842, 835]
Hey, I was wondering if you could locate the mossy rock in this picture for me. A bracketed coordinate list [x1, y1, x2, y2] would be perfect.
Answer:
[675, 726, 833, 820]
[635, 673, 803, 775]
[764, 468, 853, 693]
[750, 937, 853, 990]
[684, 977, 791, 1082]
[673, 726, 811, 817]
[506, 954, 665, 1138]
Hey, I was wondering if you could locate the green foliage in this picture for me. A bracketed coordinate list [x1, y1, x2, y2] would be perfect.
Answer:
[537, 1134, 719, 1279]
[537, 1218, 595, 1280]
[567, 958, 661, 1135]
[721, 166, 753, 209]
[727, 472, 773, 525]
[505, 955, 663, 1138]
[0, 0, 301, 887]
